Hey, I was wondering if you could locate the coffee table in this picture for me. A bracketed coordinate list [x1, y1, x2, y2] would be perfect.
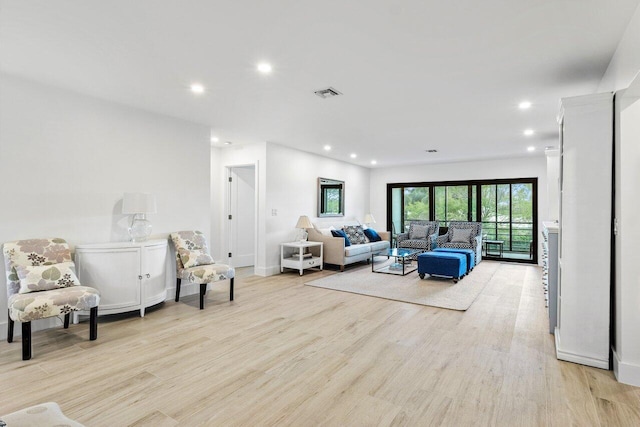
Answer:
[372, 248, 420, 276]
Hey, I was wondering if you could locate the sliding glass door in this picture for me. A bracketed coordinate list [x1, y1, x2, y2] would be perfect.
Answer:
[387, 178, 537, 263]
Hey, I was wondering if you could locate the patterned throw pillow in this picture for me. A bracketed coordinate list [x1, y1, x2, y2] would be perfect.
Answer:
[409, 224, 429, 240]
[16, 262, 81, 294]
[343, 225, 367, 245]
[451, 228, 473, 243]
[179, 249, 215, 268]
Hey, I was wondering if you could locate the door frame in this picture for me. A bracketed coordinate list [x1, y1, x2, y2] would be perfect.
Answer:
[225, 162, 259, 268]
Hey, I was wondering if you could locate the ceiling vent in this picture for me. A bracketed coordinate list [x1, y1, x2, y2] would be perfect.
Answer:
[314, 87, 342, 99]
[425, 149, 438, 153]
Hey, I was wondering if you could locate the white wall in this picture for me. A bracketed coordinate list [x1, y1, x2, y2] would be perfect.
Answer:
[0, 74, 211, 337]
[370, 155, 548, 263]
[264, 143, 370, 275]
[613, 85, 640, 386]
[598, 3, 640, 92]
[596, 3, 640, 386]
[545, 150, 560, 221]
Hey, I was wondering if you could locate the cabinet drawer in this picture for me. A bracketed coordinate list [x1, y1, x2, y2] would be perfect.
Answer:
[304, 258, 320, 268]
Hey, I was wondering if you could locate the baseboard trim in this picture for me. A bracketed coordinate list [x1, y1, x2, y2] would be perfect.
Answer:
[612, 347, 640, 386]
[555, 327, 609, 369]
[255, 265, 279, 277]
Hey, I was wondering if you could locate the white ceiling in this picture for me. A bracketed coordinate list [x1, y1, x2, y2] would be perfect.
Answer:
[1, 0, 638, 167]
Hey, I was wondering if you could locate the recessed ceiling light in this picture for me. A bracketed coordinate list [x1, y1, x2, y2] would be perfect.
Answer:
[257, 63, 272, 73]
[190, 83, 205, 94]
[519, 101, 532, 110]
[211, 136, 219, 143]
[371, 160, 377, 165]
[523, 129, 534, 136]
[224, 141, 232, 145]
[350, 153, 357, 159]
[323, 145, 331, 151]
[527, 146, 536, 152]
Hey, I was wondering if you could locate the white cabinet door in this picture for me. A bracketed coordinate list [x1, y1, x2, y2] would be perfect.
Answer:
[75, 239, 169, 317]
[141, 243, 168, 312]
[76, 247, 141, 313]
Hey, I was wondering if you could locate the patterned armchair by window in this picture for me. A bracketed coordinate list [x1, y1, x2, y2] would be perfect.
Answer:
[3, 238, 100, 360]
[435, 221, 483, 263]
[397, 221, 440, 253]
[170, 230, 234, 309]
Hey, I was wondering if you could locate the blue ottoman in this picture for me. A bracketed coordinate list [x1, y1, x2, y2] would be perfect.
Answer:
[433, 248, 475, 272]
[418, 252, 467, 283]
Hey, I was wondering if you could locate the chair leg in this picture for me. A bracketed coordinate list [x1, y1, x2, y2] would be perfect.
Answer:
[89, 307, 98, 341]
[200, 283, 207, 310]
[64, 313, 70, 329]
[7, 310, 13, 343]
[22, 322, 31, 360]
[175, 278, 182, 302]
[230, 277, 234, 301]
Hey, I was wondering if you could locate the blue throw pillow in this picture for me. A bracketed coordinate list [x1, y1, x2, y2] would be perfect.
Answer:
[331, 229, 351, 246]
[363, 228, 382, 242]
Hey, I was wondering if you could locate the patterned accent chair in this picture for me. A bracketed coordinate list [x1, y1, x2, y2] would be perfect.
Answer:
[170, 231, 234, 309]
[397, 221, 440, 254]
[435, 221, 483, 263]
[3, 238, 100, 360]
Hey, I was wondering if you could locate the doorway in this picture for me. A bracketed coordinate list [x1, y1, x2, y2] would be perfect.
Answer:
[228, 165, 256, 268]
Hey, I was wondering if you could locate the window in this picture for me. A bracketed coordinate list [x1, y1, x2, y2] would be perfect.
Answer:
[387, 178, 537, 263]
[434, 185, 469, 226]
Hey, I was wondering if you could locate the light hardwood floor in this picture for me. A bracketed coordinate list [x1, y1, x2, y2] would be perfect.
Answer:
[1, 262, 639, 426]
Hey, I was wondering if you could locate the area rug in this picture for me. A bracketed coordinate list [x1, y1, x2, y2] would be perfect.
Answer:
[305, 260, 499, 311]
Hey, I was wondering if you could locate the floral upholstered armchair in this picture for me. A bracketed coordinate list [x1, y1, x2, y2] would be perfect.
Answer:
[170, 230, 234, 309]
[435, 221, 483, 263]
[3, 238, 100, 360]
[397, 221, 440, 253]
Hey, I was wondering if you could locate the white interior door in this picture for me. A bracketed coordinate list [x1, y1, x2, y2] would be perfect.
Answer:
[229, 165, 256, 267]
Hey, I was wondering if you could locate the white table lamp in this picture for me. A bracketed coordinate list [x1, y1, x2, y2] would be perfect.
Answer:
[295, 215, 313, 242]
[122, 192, 157, 242]
[363, 213, 376, 225]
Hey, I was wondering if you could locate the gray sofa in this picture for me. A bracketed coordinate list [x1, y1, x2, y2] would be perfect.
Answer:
[307, 221, 390, 271]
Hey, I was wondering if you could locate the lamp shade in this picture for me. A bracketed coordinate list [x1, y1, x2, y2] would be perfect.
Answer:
[363, 213, 376, 224]
[295, 215, 313, 229]
[122, 193, 157, 214]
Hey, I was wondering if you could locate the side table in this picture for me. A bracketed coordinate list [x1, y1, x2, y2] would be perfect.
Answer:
[281, 241, 323, 275]
[483, 239, 504, 257]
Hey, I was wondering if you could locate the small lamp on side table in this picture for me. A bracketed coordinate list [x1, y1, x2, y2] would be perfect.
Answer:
[122, 192, 157, 242]
[363, 213, 376, 227]
[295, 215, 313, 242]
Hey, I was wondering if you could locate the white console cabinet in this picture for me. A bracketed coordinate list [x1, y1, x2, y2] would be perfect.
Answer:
[75, 239, 168, 317]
